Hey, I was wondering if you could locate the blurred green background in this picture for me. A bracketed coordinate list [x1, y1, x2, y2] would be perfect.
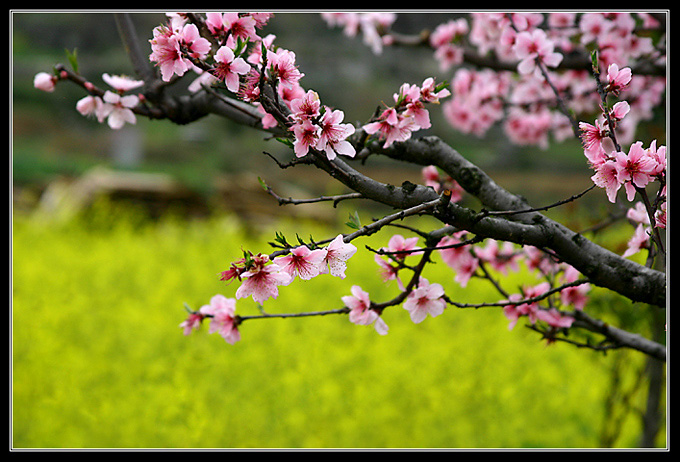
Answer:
[11, 12, 666, 449]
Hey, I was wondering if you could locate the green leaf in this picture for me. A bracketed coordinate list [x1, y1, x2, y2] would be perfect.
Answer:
[275, 137, 294, 149]
[345, 211, 361, 230]
[274, 231, 289, 247]
[65, 48, 79, 74]
[590, 50, 599, 73]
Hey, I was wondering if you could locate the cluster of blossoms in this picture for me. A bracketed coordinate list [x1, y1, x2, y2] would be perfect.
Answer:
[288, 89, 356, 160]
[320, 12, 397, 55]
[147, 13, 359, 162]
[432, 13, 666, 149]
[429, 18, 469, 72]
[578, 63, 666, 257]
[34, 71, 145, 129]
[370, 227, 587, 334]
[181, 235, 357, 343]
[363, 78, 451, 148]
[437, 230, 589, 331]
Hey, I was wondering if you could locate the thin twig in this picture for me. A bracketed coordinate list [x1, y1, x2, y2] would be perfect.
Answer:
[446, 278, 591, 309]
[478, 184, 596, 219]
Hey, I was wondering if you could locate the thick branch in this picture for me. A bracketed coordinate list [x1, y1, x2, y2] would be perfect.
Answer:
[572, 310, 666, 361]
[344, 136, 665, 308]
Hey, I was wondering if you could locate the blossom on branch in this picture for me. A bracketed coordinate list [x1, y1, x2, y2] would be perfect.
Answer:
[99, 91, 139, 129]
[605, 63, 632, 95]
[200, 294, 241, 344]
[319, 234, 357, 279]
[235, 254, 293, 304]
[342, 285, 389, 335]
[212, 45, 251, 93]
[102, 73, 144, 93]
[33, 72, 57, 92]
[273, 245, 327, 281]
[149, 22, 210, 82]
[613, 141, 656, 201]
[315, 108, 356, 160]
[403, 278, 446, 324]
[513, 28, 563, 76]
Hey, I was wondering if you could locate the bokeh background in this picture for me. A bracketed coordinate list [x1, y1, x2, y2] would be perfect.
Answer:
[12, 11, 666, 449]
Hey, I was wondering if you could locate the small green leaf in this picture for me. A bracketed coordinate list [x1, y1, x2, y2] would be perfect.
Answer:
[345, 211, 362, 230]
[274, 231, 289, 247]
[275, 137, 294, 149]
[257, 176, 269, 191]
[65, 48, 79, 74]
[590, 50, 599, 73]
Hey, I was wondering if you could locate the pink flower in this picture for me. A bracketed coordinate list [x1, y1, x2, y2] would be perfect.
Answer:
[76, 95, 107, 123]
[579, 120, 608, 163]
[610, 101, 630, 122]
[535, 308, 574, 329]
[579, 13, 613, 45]
[429, 18, 468, 48]
[179, 312, 206, 336]
[179, 23, 211, 60]
[200, 294, 241, 344]
[434, 43, 465, 72]
[267, 48, 304, 89]
[374, 253, 404, 290]
[513, 28, 563, 75]
[363, 108, 416, 148]
[452, 251, 479, 288]
[292, 119, 319, 158]
[419, 77, 451, 103]
[320, 234, 357, 279]
[99, 91, 139, 129]
[102, 73, 144, 92]
[626, 201, 651, 226]
[560, 266, 590, 311]
[655, 201, 666, 229]
[403, 278, 446, 324]
[315, 108, 356, 160]
[403, 100, 431, 130]
[290, 89, 321, 121]
[422, 165, 441, 188]
[212, 45, 251, 93]
[438, 234, 478, 287]
[502, 293, 525, 330]
[235, 255, 293, 304]
[474, 239, 520, 275]
[149, 24, 189, 81]
[623, 223, 650, 257]
[591, 160, 622, 203]
[34, 72, 56, 92]
[273, 245, 327, 281]
[149, 22, 210, 82]
[221, 13, 258, 42]
[606, 63, 632, 95]
[645, 140, 666, 176]
[614, 141, 656, 201]
[386, 234, 419, 260]
[342, 285, 389, 335]
[503, 282, 551, 329]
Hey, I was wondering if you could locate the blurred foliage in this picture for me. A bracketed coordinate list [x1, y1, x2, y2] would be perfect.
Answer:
[11, 202, 664, 449]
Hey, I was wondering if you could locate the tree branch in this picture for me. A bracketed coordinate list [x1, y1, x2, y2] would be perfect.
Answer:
[353, 136, 665, 308]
